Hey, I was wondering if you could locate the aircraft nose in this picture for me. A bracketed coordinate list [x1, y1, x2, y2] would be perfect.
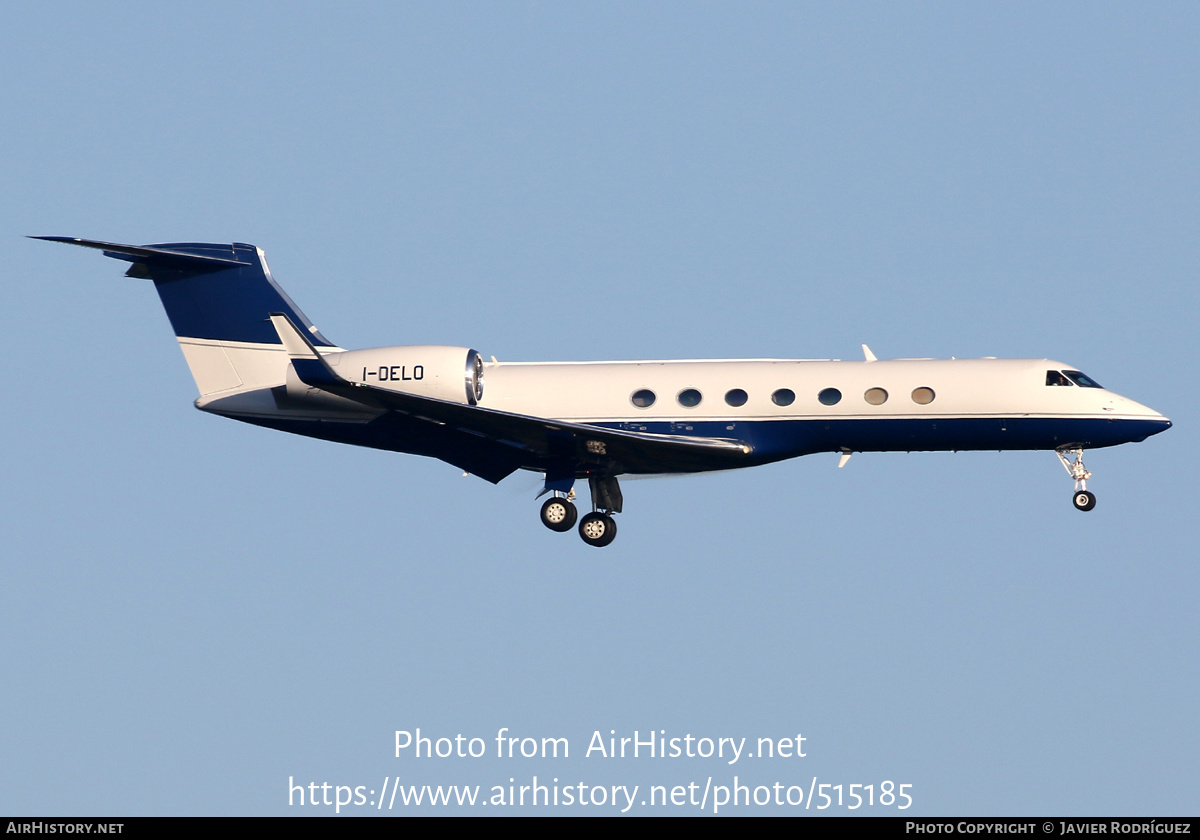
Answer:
[1115, 394, 1169, 419]
[1107, 393, 1171, 440]
[1134, 405, 1171, 438]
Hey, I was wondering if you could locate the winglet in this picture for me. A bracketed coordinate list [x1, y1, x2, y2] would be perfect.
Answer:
[268, 312, 343, 389]
[862, 344, 877, 362]
[269, 312, 319, 358]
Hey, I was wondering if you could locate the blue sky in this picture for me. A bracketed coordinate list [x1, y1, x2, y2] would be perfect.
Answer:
[2, 3, 1197, 815]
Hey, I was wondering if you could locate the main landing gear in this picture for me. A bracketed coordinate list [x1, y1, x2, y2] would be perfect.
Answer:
[538, 475, 623, 547]
[578, 511, 617, 548]
[539, 494, 578, 532]
[1057, 448, 1097, 511]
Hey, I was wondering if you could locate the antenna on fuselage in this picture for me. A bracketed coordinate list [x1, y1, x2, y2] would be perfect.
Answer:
[861, 344, 877, 362]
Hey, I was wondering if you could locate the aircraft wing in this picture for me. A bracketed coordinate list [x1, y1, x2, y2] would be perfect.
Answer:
[269, 314, 753, 481]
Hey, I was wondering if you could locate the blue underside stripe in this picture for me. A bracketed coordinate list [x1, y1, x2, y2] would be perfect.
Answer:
[228, 414, 1170, 477]
[593, 416, 1170, 463]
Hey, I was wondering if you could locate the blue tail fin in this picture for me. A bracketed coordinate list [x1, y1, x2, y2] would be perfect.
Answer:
[35, 237, 335, 397]
[33, 237, 333, 347]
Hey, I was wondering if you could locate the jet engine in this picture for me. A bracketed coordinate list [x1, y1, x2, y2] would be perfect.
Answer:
[329, 345, 484, 404]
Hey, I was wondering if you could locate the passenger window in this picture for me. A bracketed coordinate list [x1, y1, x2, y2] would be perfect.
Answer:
[677, 388, 702, 408]
[631, 389, 656, 408]
[864, 388, 888, 405]
[724, 389, 748, 407]
[772, 388, 795, 407]
[911, 387, 935, 405]
[1063, 370, 1103, 389]
[818, 388, 841, 406]
[1046, 371, 1073, 386]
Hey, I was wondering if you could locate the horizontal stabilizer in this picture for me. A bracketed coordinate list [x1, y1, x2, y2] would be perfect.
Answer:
[29, 237, 253, 271]
[34, 236, 333, 348]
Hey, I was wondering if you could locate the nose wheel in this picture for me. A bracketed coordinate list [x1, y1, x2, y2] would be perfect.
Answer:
[1057, 449, 1097, 512]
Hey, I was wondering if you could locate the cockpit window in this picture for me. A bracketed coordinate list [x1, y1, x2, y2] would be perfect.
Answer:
[1063, 370, 1103, 389]
[1046, 370, 1073, 387]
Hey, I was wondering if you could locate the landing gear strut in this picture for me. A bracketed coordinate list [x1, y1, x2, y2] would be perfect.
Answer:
[1057, 448, 1096, 512]
[577, 475, 622, 548]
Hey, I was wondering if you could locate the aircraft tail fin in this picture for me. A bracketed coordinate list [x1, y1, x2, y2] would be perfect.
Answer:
[34, 237, 335, 397]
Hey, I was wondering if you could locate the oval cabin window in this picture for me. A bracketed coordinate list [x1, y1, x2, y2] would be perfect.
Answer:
[818, 388, 842, 406]
[631, 389, 656, 408]
[864, 388, 888, 405]
[911, 387, 935, 405]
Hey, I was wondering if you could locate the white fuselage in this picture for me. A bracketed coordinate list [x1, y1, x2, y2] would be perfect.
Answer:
[476, 357, 1159, 426]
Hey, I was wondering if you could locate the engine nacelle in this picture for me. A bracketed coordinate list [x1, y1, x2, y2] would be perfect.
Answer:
[328, 345, 485, 404]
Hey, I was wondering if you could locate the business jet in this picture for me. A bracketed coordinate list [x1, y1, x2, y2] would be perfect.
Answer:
[36, 237, 1172, 547]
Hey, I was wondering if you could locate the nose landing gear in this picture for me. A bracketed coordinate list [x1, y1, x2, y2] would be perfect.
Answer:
[1057, 448, 1096, 511]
